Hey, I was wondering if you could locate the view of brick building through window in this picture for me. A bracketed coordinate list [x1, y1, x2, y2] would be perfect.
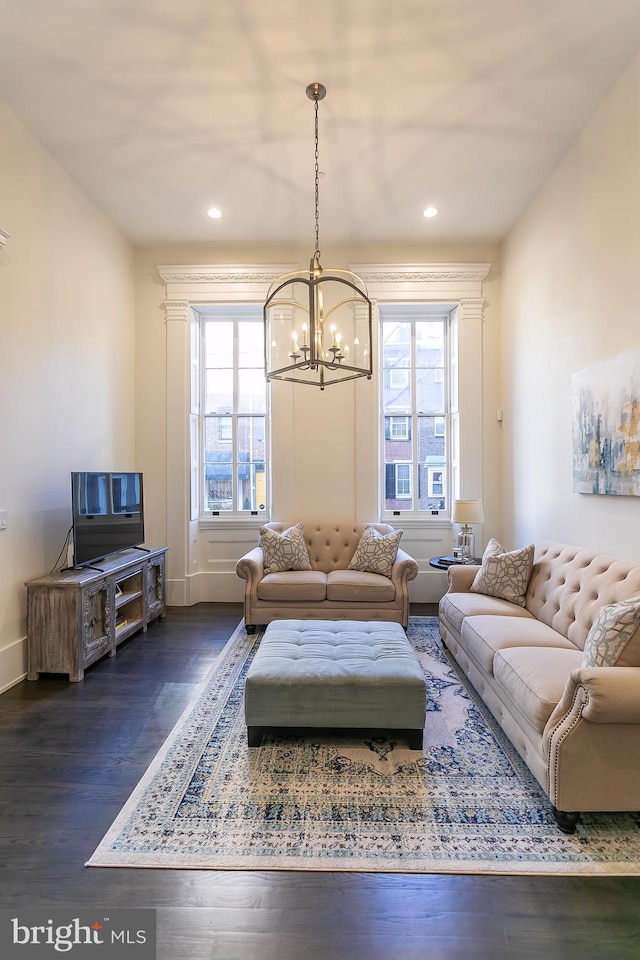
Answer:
[382, 313, 447, 513]
[200, 306, 448, 517]
[202, 311, 267, 514]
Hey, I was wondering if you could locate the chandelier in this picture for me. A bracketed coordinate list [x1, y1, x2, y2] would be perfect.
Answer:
[264, 83, 373, 390]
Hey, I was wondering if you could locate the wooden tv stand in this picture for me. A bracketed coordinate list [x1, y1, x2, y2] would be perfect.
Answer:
[26, 546, 167, 681]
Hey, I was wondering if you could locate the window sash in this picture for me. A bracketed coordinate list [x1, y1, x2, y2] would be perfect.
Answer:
[381, 310, 449, 516]
[200, 310, 268, 517]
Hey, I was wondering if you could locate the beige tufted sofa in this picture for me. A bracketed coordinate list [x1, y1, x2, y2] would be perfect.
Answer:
[439, 540, 640, 832]
[236, 522, 418, 631]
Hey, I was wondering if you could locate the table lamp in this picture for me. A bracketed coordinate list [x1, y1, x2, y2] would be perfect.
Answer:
[451, 499, 484, 561]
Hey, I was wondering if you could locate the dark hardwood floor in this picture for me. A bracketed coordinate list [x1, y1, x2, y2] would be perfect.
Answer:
[1, 603, 639, 960]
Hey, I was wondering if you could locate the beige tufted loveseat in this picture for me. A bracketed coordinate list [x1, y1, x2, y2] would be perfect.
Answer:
[236, 521, 418, 631]
[439, 540, 640, 832]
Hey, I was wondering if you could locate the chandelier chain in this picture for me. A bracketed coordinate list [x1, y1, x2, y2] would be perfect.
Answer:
[263, 81, 373, 388]
[314, 96, 321, 264]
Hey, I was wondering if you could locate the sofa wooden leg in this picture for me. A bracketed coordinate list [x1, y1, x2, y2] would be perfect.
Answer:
[245, 624, 256, 634]
[553, 807, 580, 834]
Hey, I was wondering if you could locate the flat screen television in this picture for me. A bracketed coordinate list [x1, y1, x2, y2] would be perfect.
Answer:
[71, 472, 145, 567]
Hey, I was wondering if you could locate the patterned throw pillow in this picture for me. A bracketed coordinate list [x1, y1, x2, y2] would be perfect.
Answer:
[479, 537, 505, 562]
[582, 597, 640, 667]
[347, 526, 403, 578]
[259, 523, 312, 575]
[470, 538, 534, 607]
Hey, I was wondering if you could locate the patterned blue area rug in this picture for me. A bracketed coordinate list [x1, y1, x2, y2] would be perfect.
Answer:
[86, 618, 640, 874]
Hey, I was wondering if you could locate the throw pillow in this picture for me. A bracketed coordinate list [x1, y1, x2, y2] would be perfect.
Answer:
[470, 540, 534, 607]
[582, 596, 640, 667]
[259, 523, 312, 575]
[347, 526, 403, 578]
[480, 537, 506, 561]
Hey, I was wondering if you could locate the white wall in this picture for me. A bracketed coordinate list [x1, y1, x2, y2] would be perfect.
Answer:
[134, 243, 501, 606]
[5, 41, 640, 692]
[500, 51, 640, 558]
[0, 103, 135, 691]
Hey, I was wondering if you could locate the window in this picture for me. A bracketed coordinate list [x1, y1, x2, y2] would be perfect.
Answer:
[428, 468, 444, 497]
[389, 367, 410, 390]
[218, 419, 232, 442]
[381, 307, 448, 514]
[161, 261, 486, 558]
[394, 463, 411, 498]
[388, 416, 410, 441]
[200, 306, 268, 515]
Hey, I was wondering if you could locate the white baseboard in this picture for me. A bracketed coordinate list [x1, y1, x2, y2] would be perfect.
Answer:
[166, 571, 244, 606]
[0, 637, 27, 694]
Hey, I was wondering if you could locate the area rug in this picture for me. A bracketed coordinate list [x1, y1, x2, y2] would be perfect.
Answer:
[86, 617, 640, 875]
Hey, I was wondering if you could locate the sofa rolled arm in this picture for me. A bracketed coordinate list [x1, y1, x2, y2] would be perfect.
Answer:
[543, 666, 640, 807]
[579, 667, 640, 722]
[445, 564, 480, 593]
[390, 548, 419, 587]
[235, 546, 264, 586]
[547, 667, 640, 731]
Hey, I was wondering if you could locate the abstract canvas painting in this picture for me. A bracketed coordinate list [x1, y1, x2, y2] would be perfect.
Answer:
[572, 348, 640, 496]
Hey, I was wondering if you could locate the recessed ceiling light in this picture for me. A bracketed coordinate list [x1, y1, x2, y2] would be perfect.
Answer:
[207, 207, 222, 219]
[423, 206, 438, 219]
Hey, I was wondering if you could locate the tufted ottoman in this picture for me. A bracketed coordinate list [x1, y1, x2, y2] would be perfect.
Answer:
[244, 619, 426, 749]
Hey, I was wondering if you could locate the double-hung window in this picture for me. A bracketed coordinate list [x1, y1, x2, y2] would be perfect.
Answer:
[200, 306, 268, 516]
[382, 306, 449, 515]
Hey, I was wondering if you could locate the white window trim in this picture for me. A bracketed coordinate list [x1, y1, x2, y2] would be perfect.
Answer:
[157, 261, 490, 602]
[382, 307, 448, 517]
[158, 265, 293, 601]
[351, 263, 489, 529]
[199, 305, 267, 518]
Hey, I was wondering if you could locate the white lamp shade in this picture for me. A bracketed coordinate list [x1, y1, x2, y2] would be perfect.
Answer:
[451, 499, 484, 524]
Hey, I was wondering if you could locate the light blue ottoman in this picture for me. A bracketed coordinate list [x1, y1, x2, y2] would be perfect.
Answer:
[244, 619, 426, 749]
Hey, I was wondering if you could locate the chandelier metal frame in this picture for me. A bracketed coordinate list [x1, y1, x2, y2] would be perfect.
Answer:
[263, 83, 373, 390]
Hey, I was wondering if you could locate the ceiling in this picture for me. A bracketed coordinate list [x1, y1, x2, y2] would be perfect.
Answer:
[2, 0, 640, 247]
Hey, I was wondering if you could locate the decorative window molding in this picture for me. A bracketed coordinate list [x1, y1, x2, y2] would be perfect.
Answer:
[158, 264, 294, 304]
[157, 264, 294, 599]
[352, 263, 491, 299]
[351, 262, 491, 520]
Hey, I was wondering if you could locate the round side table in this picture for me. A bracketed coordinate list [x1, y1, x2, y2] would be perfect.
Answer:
[429, 556, 480, 570]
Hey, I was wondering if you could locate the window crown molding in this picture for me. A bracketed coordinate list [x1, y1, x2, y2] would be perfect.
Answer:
[352, 262, 491, 300]
[158, 262, 492, 304]
[158, 264, 296, 302]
